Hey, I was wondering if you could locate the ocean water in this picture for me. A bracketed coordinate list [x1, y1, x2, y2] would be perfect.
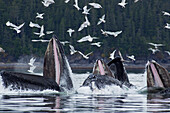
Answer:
[0, 68, 170, 113]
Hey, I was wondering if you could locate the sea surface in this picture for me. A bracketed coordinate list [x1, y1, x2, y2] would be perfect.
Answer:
[0, 68, 170, 113]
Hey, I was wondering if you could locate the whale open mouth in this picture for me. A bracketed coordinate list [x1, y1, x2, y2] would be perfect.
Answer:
[146, 61, 170, 88]
[92, 59, 114, 77]
[43, 36, 63, 85]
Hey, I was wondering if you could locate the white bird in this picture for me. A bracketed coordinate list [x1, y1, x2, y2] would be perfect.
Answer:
[162, 11, 170, 16]
[42, 0, 55, 7]
[91, 42, 102, 47]
[89, 2, 102, 9]
[65, 0, 70, 3]
[101, 29, 122, 37]
[127, 55, 136, 61]
[32, 39, 49, 42]
[67, 28, 75, 37]
[77, 51, 93, 59]
[69, 45, 78, 55]
[134, 0, 140, 3]
[118, 50, 125, 62]
[33, 25, 45, 37]
[97, 14, 106, 25]
[82, 6, 91, 15]
[28, 65, 36, 73]
[78, 16, 90, 31]
[46, 31, 54, 34]
[148, 48, 160, 54]
[165, 51, 170, 56]
[118, 0, 128, 8]
[0, 47, 5, 52]
[6, 21, 25, 34]
[29, 22, 41, 28]
[77, 35, 98, 43]
[60, 41, 70, 46]
[109, 50, 116, 60]
[165, 23, 170, 29]
[73, 0, 81, 11]
[36, 13, 44, 19]
[28, 57, 36, 66]
[148, 43, 164, 49]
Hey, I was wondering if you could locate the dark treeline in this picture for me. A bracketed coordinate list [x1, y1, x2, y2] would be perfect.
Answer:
[0, 0, 169, 63]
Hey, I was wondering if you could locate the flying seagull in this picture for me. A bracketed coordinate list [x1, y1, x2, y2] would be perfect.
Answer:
[148, 43, 164, 49]
[36, 13, 44, 19]
[65, 0, 70, 3]
[73, 0, 81, 11]
[42, 0, 55, 7]
[28, 57, 36, 66]
[78, 16, 90, 31]
[29, 22, 41, 28]
[101, 29, 122, 37]
[82, 6, 91, 15]
[162, 11, 170, 16]
[118, 0, 128, 8]
[77, 35, 98, 43]
[165, 23, 170, 29]
[165, 51, 170, 56]
[89, 2, 102, 9]
[148, 48, 160, 54]
[77, 51, 93, 59]
[32, 39, 49, 43]
[91, 42, 102, 47]
[60, 41, 70, 46]
[97, 14, 106, 25]
[33, 25, 45, 37]
[46, 31, 54, 34]
[67, 28, 75, 37]
[109, 49, 116, 60]
[6, 21, 25, 34]
[127, 55, 136, 61]
[0, 47, 5, 52]
[69, 45, 78, 55]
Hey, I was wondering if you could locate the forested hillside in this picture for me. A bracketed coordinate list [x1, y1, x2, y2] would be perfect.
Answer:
[0, 0, 169, 62]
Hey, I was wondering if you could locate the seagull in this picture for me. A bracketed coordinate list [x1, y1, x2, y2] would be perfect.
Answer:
[78, 16, 90, 31]
[118, 50, 125, 62]
[148, 48, 160, 54]
[118, 0, 128, 8]
[77, 51, 93, 59]
[134, 0, 140, 3]
[97, 14, 106, 25]
[127, 55, 136, 61]
[165, 51, 170, 56]
[32, 39, 49, 42]
[67, 28, 75, 37]
[165, 23, 170, 29]
[65, 0, 70, 3]
[28, 57, 36, 66]
[101, 29, 122, 37]
[6, 21, 25, 33]
[0, 47, 5, 52]
[28, 65, 36, 73]
[69, 45, 78, 55]
[91, 42, 102, 47]
[109, 50, 116, 60]
[33, 25, 45, 37]
[162, 11, 170, 16]
[29, 22, 41, 28]
[148, 43, 164, 49]
[60, 41, 70, 46]
[77, 35, 98, 43]
[73, 0, 81, 11]
[46, 31, 54, 34]
[82, 6, 91, 15]
[36, 13, 44, 19]
[89, 2, 102, 9]
[42, 0, 55, 7]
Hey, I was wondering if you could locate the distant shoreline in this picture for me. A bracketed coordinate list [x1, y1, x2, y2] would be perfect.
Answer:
[0, 62, 169, 70]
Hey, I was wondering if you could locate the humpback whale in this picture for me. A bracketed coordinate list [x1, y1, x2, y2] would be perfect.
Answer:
[146, 60, 170, 94]
[0, 35, 73, 91]
[80, 57, 133, 91]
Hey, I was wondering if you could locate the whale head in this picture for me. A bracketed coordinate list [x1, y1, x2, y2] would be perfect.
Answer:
[43, 35, 73, 91]
[146, 60, 170, 88]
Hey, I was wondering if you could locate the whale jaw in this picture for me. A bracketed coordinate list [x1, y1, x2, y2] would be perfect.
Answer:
[146, 61, 170, 88]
